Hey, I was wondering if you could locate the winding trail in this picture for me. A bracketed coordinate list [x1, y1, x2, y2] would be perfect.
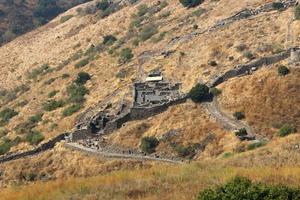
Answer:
[204, 97, 255, 136]
[65, 143, 182, 164]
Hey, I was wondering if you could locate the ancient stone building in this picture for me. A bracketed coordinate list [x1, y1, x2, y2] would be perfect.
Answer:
[133, 70, 183, 108]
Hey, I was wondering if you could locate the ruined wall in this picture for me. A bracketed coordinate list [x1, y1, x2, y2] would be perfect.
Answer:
[208, 49, 291, 87]
[0, 134, 66, 164]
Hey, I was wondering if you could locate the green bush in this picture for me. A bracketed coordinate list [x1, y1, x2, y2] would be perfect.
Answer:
[179, 0, 204, 8]
[62, 73, 70, 79]
[137, 4, 149, 17]
[247, 140, 267, 151]
[278, 65, 290, 76]
[295, 5, 300, 20]
[188, 83, 210, 103]
[198, 176, 300, 200]
[103, 35, 117, 45]
[0, 141, 11, 155]
[67, 84, 89, 103]
[140, 136, 159, 154]
[139, 25, 158, 41]
[0, 128, 8, 138]
[62, 104, 82, 117]
[29, 113, 43, 124]
[174, 144, 196, 158]
[243, 51, 255, 60]
[27, 64, 52, 80]
[233, 111, 245, 120]
[234, 128, 247, 137]
[96, 0, 110, 11]
[26, 131, 44, 145]
[75, 72, 91, 85]
[209, 88, 221, 96]
[119, 48, 134, 63]
[43, 100, 65, 111]
[48, 90, 59, 98]
[60, 15, 73, 23]
[75, 58, 89, 68]
[272, 2, 284, 10]
[0, 108, 18, 123]
[279, 124, 297, 137]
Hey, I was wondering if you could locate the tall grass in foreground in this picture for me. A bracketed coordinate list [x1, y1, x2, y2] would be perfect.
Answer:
[2, 164, 300, 200]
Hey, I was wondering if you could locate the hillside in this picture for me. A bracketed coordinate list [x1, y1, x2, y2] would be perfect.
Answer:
[0, 0, 299, 198]
[0, 0, 91, 45]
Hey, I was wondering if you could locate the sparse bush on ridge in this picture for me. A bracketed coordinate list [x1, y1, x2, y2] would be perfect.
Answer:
[26, 130, 44, 145]
[62, 104, 82, 117]
[43, 100, 65, 111]
[27, 64, 53, 80]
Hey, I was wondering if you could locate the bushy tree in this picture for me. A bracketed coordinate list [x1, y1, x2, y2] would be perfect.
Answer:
[179, 0, 204, 8]
[75, 72, 91, 85]
[188, 83, 210, 103]
[0, 108, 18, 123]
[96, 0, 110, 11]
[103, 35, 117, 45]
[234, 128, 247, 137]
[67, 84, 89, 103]
[278, 65, 289, 76]
[119, 48, 134, 63]
[233, 111, 245, 120]
[140, 136, 159, 154]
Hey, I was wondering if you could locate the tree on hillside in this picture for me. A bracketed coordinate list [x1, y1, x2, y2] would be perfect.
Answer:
[179, 0, 204, 8]
[188, 83, 210, 103]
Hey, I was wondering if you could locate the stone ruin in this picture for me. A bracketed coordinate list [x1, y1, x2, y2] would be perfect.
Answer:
[67, 70, 186, 142]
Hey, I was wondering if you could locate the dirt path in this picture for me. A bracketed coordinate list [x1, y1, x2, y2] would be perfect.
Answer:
[65, 143, 183, 164]
[204, 97, 255, 136]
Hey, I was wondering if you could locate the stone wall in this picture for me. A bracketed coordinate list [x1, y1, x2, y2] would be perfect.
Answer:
[0, 133, 66, 164]
[208, 49, 291, 87]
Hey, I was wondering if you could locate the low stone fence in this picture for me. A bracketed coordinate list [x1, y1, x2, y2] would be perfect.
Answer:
[208, 49, 291, 87]
[0, 133, 66, 164]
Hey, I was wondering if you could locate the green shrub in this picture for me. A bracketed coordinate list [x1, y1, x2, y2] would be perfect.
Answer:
[209, 88, 221, 96]
[103, 35, 117, 45]
[0, 128, 8, 138]
[198, 176, 300, 200]
[27, 64, 52, 80]
[62, 104, 82, 117]
[179, 0, 204, 8]
[60, 15, 73, 23]
[140, 136, 159, 154]
[119, 48, 134, 63]
[247, 140, 267, 151]
[234, 128, 247, 137]
[235, 43, 247, 52]
[75, 72, 91, 85]
[29, 113, 43, 124]
[0, 141, 11, 155]
[208, 60, 217, 66]
[75, 58, 89, 68]
[96, 0, 110, 11]
[43, 100, 65, 111]
[233, 111, 245, 120]
[174, 144, 196, 158]
[243, 51, 255, 60]
[139, 24, 158, 41]
[137, 4, 149, 17]
[222, 152, 233, 158]
[48, 90, 59, 98]
[0, 108, 18, 123]
[278, 65, 290, 76]
[62, 73, 70, 79]
[26, 131, 44, 145]
[188, 83, 210, 103]
[295, 5, 300, 20]
[279, 124, 297, 137]
[67, 84, 89, 103]
[272, 2, 284, 10]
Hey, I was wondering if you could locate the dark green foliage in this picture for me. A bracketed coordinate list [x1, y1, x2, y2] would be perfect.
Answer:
[0, 108, 18, 123]
[75, 58, 89, 68]
[140, 136, 159, 154]
[29, 113, 43, 124]
[0, 128, 8, 138]
[209, 88, 221, 96]
[96, 0, 110, 11]
[272, 2, 284, 10]
[62, 73, 70, 79]
[179, 0, 204, 8]
[295, 5, 300, 20]
[0, 141, 11, 155]
[188, 84, 210, 103]
[208, 60, 217, 66]
[75, 72, 91, 85]
[198, 176, 300, 200]
[26, 130, 44, 145]
[48, 90, 59, 98]
[67, 84, 89, 103]
[278, 65, 290, 76]
[137, 4, 149, 17]
[33, 0, 62, 24]
[119, 48, 134, 63]
[173, 144, 196, 158]
[43, 100, 65, 111]
[15, 113, 43, 135]
[279, 124, 297, 137]
[234, 128, 247, 137]
[233, 111, 245, 120]
[103, 35, 117, 45]
[62, 104, 82, 117]
[243, 51, 255, 60]
[247, 140, 267, 151]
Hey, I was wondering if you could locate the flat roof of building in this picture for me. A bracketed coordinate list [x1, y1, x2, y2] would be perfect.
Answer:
[145, 76, 163, 82]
